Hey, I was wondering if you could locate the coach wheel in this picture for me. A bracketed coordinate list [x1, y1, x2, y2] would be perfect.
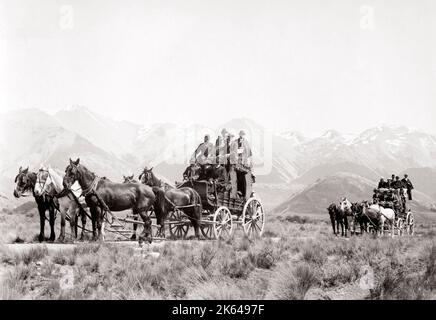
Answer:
[213, 206, 233, 239]
[242, 197, 265, 238]
[396, 219, 404, 236]
[200, 221, 215, 240]
[168, 209, 190, 239]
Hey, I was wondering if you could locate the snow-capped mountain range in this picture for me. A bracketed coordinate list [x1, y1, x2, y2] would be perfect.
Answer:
[1, 106, 436, 207]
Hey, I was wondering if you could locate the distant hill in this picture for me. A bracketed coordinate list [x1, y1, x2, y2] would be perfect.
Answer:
[274, 172, 432, 214]
[275, 173, 375, 214]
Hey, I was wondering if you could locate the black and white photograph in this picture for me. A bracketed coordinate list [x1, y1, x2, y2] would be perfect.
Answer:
[0, 0, 435, 306]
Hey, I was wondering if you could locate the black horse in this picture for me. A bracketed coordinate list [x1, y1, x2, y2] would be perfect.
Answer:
[140, 167, 203, 239]
[63, 158, 155, 243]
[13, 166, 57, 242]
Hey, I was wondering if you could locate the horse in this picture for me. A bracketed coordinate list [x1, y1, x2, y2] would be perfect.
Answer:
[13, 166, 57, 242]
[351, 202, 369, 234]
[327, 203, 347, 236]
[361, 202, 395, 237]
[327, 203, 339, 235]
[63, 158, 155, 243]
[140, 166, 203, 239]
[34, 166, 88, 242]
[338, 198, 354, 236]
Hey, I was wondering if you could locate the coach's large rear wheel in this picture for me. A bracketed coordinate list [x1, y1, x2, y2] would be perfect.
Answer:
[242, 198, 265, 238]
[168, 209, 190, 239]
[213, 206, 233, 239]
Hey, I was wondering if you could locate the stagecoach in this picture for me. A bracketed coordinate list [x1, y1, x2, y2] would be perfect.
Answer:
[174, 177, 265, 239]
[372, 188, 415, 236]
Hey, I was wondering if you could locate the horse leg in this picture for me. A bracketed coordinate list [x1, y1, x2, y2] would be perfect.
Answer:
[38, 204, 46, 242]
[330, 217, 336, 235]
[190, 217, 201, 240]
[96, 207, 105, 242]
[391, 220, 395, 238]
[89, 206, 98, 241]
[130, 212, 138, 241]
[344, 216, 350, 237]
[80, 209, 87, 241]
[58, 207, 66, 243]
[69, 206, 77, 242]
[48, 206, 56, 242]
[138, 208, 153, 245]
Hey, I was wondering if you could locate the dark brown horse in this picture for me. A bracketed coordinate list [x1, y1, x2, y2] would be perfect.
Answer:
[13, 166, 57, 242]
[63, 158, 155, 243]
[351, 202, 369, 234]
[140, 167, 203, 239]
[327, 203, 348, 237]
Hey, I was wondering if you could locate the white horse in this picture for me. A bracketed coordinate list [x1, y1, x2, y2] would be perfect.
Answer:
[35, 166, 88, 242]
[368, 204, 396, 237]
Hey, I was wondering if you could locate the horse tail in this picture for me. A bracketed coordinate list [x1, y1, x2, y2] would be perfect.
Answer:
[190, 189, 202, 219]
[151, 186, 167, 224]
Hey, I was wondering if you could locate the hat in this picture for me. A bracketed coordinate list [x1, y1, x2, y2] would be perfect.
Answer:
[239, 130, 246, 136]
[221, 128, 228, 135]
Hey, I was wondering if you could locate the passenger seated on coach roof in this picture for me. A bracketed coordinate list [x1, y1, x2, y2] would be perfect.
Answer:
[191, 134, 214, 165]
[378, 178, 388, 189]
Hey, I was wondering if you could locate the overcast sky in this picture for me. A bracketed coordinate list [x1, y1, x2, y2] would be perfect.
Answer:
[1, 0, 435, 135]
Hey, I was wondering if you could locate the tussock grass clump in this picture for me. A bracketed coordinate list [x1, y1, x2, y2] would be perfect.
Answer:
[266, 261, 319, 299]
[301, 241, 327, 265]
[422, 243, 436, 290]
[20, 246, 48, 265]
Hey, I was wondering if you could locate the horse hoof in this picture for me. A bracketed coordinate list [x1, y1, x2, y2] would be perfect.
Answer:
[38, 235, 44, 243]
[130, 234, 137, 241]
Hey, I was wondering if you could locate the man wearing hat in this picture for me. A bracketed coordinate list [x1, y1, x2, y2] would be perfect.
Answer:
[191, 134, 214, 165]
[215, 129, 229, 166]
[229, 130, 253, 199]
[378, 177, 387, 189]
[401, 174, 414, 201]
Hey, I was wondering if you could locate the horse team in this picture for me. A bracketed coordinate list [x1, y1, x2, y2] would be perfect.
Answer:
[328, 198, 397, 237]
[13, 158, 203, 244]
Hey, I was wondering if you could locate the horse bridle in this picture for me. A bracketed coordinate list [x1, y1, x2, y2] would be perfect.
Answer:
[15, 172, 34, 196]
